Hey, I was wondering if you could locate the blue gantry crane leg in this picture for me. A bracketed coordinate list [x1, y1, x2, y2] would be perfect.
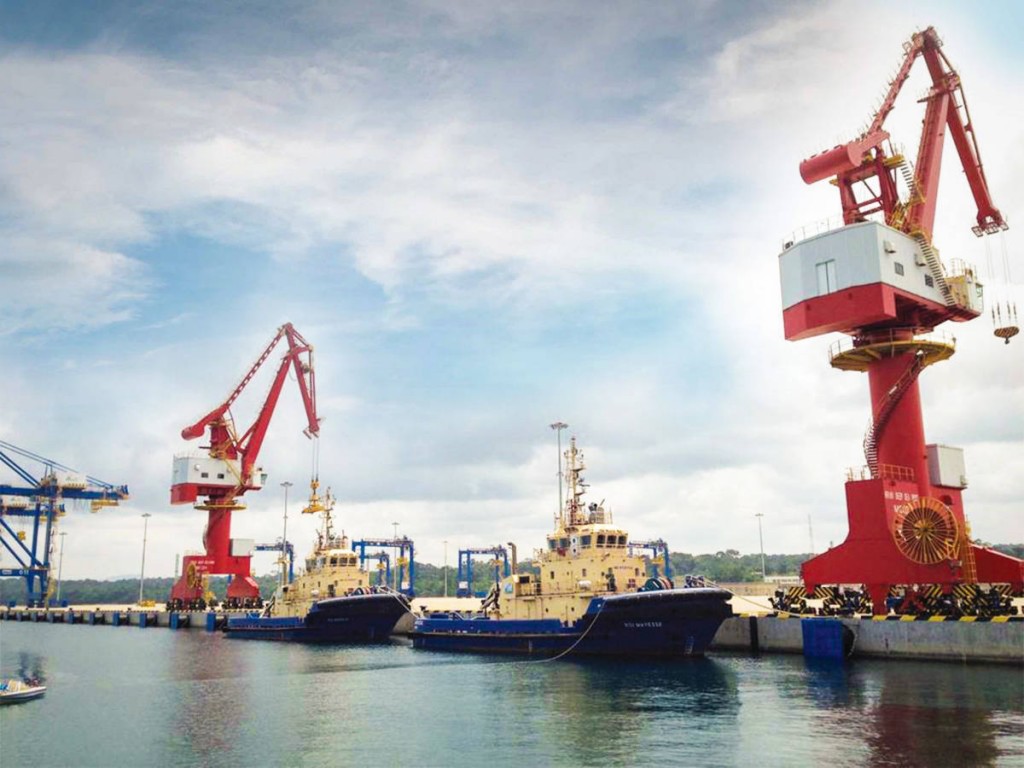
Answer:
[628, 539, 673, 581]
[456, 546, 510, 597]
[363, 551, 391, 587]
[351, 537, 416, 596]
[0, 440, 129, 607]
[254, 541, 295, 583]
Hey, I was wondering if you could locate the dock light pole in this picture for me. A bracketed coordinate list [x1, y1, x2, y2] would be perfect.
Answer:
[56, 531, 67, 603]
[280, 481, 293, 587]
[139, 513, 152, 603]
[755, 512, 766, 581]
[392, 521, 400, 590]
[444, 540, 449, 597]
[550, 422, 568, 525]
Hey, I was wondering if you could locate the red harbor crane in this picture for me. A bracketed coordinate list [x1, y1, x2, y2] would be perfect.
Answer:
[168, 323, 319, 610]
[778, 27, 1022, 616]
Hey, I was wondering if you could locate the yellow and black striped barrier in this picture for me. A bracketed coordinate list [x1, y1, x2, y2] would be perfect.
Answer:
[735, 612, 1023, 622]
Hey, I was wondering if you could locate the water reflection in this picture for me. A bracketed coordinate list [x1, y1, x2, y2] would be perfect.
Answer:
[505, 658, 739, 764]
[168, 634, 249, 760]
[803, 658, 866, 710]
[797, 657, 1023, 767]
[862, 662, 1021, 767]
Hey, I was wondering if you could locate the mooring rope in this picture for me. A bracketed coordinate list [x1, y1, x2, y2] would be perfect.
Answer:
[527, 600, 608, 664]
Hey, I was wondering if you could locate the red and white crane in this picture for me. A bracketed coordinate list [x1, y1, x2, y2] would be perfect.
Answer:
[168, 323, 319, 610]
[779, 27, 1022, 616]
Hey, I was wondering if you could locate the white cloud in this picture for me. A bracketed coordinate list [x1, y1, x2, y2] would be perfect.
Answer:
[0, 2, 1020, 582]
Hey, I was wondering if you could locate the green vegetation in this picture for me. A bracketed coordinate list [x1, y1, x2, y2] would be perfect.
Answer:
[3, 543, 1020, 604]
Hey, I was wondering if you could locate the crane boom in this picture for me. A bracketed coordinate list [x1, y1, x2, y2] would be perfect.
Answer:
[798, 26, 1007, 242]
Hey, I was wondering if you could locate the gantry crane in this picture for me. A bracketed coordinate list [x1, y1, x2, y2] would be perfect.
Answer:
[779, 27, 1022, 615]
[351, 538, 416, 596]
[0, 440, 128, 606]
[627, 539, 673, 580]
[455, 546, 510, 597]
[168, 323, 319, 610]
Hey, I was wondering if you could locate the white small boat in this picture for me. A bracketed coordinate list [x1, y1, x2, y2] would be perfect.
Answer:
[0, 679, 46, 704]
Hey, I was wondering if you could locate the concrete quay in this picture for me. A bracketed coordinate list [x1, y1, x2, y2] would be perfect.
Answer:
[712, 613, 1024, 664]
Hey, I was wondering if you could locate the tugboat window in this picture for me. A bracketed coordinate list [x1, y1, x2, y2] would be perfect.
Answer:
[894, 261, 905, 276]
[597, 535, 606, 546]
[581, 535, 592, 547]
[618, 535, 627, 546]
[924, 274, 934, 288]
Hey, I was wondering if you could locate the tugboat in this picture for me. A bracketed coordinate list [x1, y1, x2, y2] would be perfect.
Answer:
[410, 436, 733, 658]
[225, 481, 411, 642]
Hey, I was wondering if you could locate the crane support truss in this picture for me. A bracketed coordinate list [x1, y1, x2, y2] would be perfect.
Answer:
[0, 441, 128, 607]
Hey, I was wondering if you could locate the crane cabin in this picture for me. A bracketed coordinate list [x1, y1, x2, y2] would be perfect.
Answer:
[779, 221, 983, 341]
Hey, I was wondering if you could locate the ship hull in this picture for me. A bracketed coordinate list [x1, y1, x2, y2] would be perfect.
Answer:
[409, 588, 733, 658]
[225, 593, 409, 643]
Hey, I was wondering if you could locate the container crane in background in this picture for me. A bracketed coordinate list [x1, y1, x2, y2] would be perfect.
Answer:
[455, 546, 510, 597]
[168, 323, 319, 610]
[779, 26, 1022, 616]
[0, 441, 128, 607]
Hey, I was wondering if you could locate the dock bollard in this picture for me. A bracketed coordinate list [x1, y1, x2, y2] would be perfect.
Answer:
[138, 612, 148, 628]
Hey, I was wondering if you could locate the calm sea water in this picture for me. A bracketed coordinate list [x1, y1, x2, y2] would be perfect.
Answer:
[1, 622, 1021, 767]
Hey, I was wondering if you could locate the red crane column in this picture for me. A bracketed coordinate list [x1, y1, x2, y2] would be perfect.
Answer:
[168, 324, 320, 610]
[783, 26, 1022, 615]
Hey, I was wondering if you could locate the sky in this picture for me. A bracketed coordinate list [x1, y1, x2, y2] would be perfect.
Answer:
[1, 0, 1021, 582]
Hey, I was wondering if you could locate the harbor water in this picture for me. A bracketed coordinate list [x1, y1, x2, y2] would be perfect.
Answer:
[1, 623, 1021, 767]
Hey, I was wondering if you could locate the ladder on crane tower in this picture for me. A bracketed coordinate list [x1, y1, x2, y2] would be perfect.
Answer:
[959, 521, 979, 584]
[890, 158, 956, 308]
[863, 353, 926, 477]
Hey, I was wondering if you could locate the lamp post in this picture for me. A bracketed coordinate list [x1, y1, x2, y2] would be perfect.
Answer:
[139, 513, 152, 604]
[444, 540, 449, 597]
[391, 522, 399, 589]
[280, 481, 293, 587]
[56, 531, 67, 603]
[549, 422, 568, 525]
[755, 512, 766, 581]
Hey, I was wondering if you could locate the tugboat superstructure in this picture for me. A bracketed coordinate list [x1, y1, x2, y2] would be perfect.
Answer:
[410, 435, 733, 658]
[225, 481, 410, 641]
[490, 438, 666, 623]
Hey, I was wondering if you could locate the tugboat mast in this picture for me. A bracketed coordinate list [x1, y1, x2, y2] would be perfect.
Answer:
[564, 437, 588, 528]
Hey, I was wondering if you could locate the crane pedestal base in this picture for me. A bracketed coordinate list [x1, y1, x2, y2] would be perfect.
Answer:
[802, 478, 1024, 615]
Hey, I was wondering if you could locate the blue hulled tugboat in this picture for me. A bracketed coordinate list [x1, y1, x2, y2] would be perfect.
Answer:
[410, 437, 733, 658]
[226, 482, 410, 642]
